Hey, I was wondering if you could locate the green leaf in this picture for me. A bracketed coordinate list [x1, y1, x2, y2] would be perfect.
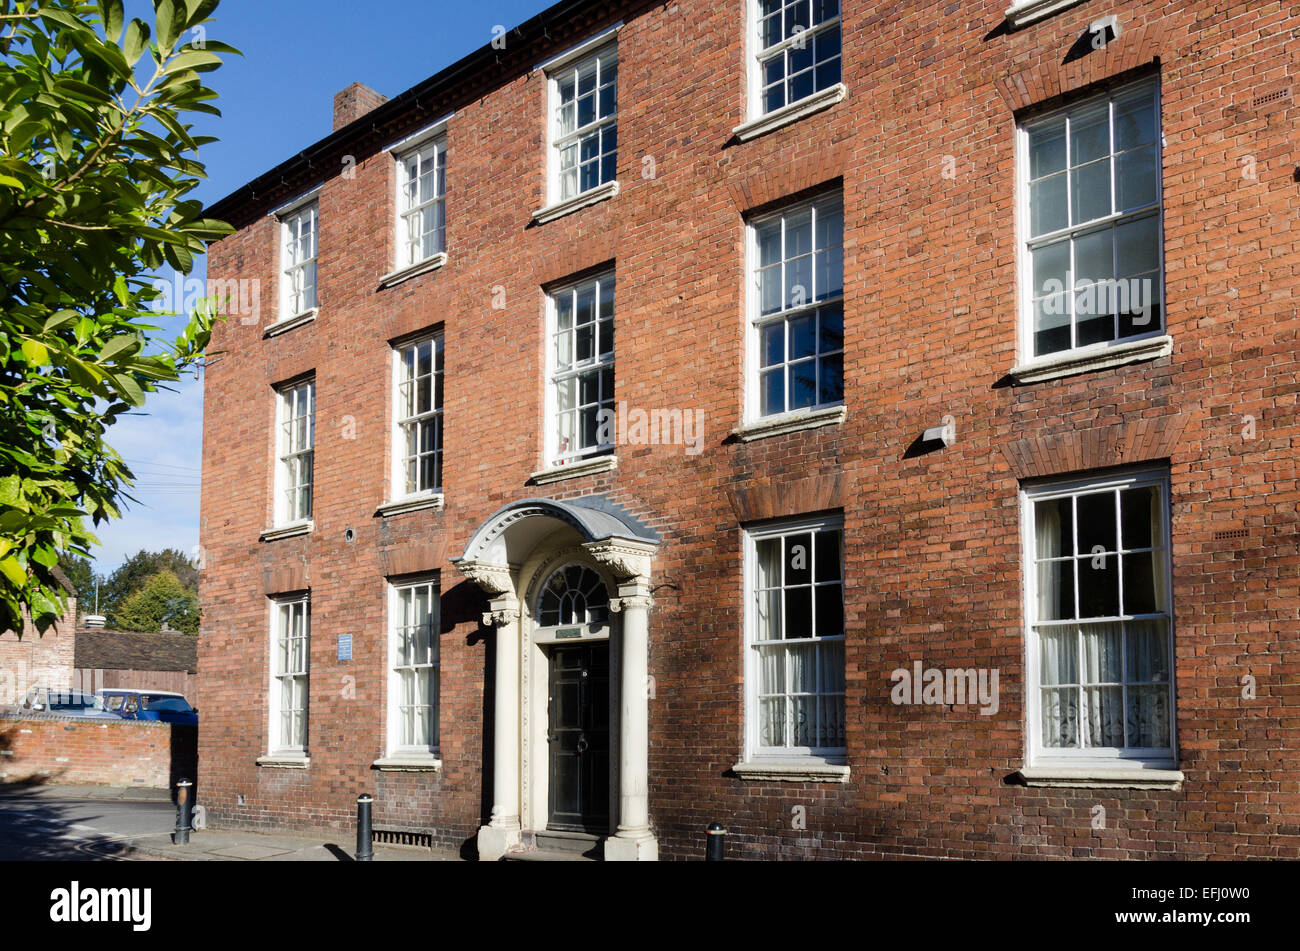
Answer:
[111, 372, 145, 406]
[0, 476, 19, 507]
[163, 50, 221, 74]
[98, 334, 142, 362]
[124, 19, 151, 66]
[114, 274, 130, 306]
[0, 558, 27, 588]
[21, 339, 50, 366]
[155, 0, 180, 52]
[102, 0, 126, 43]
[31, 546, 58, 569]
[55, 79, 116, 105]
[0, 173, 23, 189]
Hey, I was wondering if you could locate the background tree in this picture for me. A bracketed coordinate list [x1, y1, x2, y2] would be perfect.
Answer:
[0, 0, 237, 635]
[55, 549, 97, 615]
[111, 567, 197, 633]
[99, 546, 194, 622]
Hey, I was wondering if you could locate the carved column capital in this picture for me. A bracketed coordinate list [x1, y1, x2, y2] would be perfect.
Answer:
[610, 595, 653, 613]
[452, 558, 515, 596]
[583, 538, 657, 584]
[482, 607, 520, 628]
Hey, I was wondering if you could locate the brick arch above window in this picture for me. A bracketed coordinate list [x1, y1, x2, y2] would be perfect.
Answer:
[534, 227, 621, 289]
[723, 141, 849, 215]
[726, 472, 849, 524]
[995, 21, 1169, 114]
[1000, 414, 1188, 481]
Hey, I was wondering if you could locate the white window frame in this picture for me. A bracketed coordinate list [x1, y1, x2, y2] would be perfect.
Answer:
[746, 0, 843, 121]
[393, 134, 447, 271]
[543, 271, 616, 468]
[390, 333, 444, 501]
[743, 514, 847, 763]
[744, 191, 845, 423]
[1015, 76, 1166, 366]
[386, 576, 440, 759]
[278, 199, 318, 321]
[273, 379, 314, 527]
[1020, 466, 1177, 771]
[268, 595, 309, 757]
[545, 42, 618, 205]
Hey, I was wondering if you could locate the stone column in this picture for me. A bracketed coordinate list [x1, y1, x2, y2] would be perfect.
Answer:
[477, 598, 520, 861]
[452, 559, 520, 862]
[605, 579, 656, 861]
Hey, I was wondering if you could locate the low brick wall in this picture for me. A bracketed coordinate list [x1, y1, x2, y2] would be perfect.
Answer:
[0, 714, 196, 790]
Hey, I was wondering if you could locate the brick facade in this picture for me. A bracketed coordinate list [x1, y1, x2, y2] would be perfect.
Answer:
[0, 604, 77, 708]
[199, 0, 1300, 858]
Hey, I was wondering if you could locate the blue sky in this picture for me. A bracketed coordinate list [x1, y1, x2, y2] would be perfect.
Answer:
[93, 0, 547, 573]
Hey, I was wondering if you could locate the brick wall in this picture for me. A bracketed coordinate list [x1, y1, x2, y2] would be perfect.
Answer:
[0, 715, 196, 790]
[0, 603, 76, 707]
[199, 0, 1300, 858]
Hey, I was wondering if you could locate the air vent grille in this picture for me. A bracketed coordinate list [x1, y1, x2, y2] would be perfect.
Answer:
[372, 829, 434, 849]
[1213, 528, 1248, 541]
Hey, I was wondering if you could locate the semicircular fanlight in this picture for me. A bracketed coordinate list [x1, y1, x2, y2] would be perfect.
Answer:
[537, 564, 610, 627]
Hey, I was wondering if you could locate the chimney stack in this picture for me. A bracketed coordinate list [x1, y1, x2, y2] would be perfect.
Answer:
[333, 81, 388, 131]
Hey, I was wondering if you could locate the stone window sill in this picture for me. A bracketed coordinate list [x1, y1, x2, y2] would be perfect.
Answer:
[379, 252, 448, 290]
[733, 405, 846, 442]
[733, 83, 848, 143]
[259, 521, 313, 542]
[532, 180, 619, 225]
[1005, 0, 1086, 29]
[376, 494, 445, 517]
[372, 755, 442, 772]
[1014, 765, 1184, 790]
[257, 754, 310, 769]
[1009, 334, 1173, 385]
[530, 454, 618, 485]
[732, 758, 850, 783]
[264, 308, 318, 338]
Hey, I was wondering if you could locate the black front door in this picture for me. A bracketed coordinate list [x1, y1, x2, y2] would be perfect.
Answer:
[548, 643, 609, 832]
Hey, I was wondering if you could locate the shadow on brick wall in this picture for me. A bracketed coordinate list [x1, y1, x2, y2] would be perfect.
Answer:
[168, 724, 198, 806]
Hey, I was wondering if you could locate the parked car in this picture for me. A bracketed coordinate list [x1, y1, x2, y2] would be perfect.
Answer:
[97, 689, 198, 726]
[10, 686, 120, 719]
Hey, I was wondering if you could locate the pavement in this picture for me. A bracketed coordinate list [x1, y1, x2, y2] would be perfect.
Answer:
[0, 783, 463, 861]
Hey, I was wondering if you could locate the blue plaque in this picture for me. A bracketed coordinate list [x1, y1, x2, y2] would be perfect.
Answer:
[337, 634, 353, 662]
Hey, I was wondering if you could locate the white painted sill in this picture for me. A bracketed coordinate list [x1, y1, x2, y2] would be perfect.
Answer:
[1009, 334, 1173, 384]
[379, 252, 448, 289]
[1015, 765, 1185, 790]
[259, 520, 313, 542]
[376, 494, 445, 517]
[1005, 0, 1086, 29]
[532, 180, 619, 225]
[732, 758, 850, 783]
[257, 754, 310, 769]
[733, 405, 846, 442]
[263, 308, 318, 338]
[530, 454, 618, 485]
[372, 755, 442, 772]
[733, 83, 848, 143]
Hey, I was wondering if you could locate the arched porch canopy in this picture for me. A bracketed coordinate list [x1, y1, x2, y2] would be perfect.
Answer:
[451, 495, 659, 595]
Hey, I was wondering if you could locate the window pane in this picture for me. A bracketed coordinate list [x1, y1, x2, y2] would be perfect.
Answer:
[1032, 241, 1069, 297]
[1120, 485, 1159, 549]
[783, 586, 812, 639]
[1081, 622, 1122, 683]
[1073, 228, 1114, 285]
[1034, 497, 1074, 557]
[1126, 684, 1169, 747]
[1076, 491, 1117, 554]
[1030, 174, 1067, 236]
[1069, 105, 1110, 165]
[1116, 145, 1158, 210]
[814, 584, 843, 637]
[1070, 159, 1111, 224]
[1114, 90, 1157, 150]
[1036, 560, 1076, 621]
[1122, 550, 1163, 614]
[1077, 556, 1119, 618]
[1041, 687, 1078, 747]
[1115, 215, 1159, 278]
[1083, 685, 1124, 746]
[1126, 619, 1169, 682]
[1039, 627, 1076, 685]
[1028, 118, 1067, 179]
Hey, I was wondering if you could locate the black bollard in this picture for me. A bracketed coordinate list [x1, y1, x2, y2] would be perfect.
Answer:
[356, 794, 374, 862]
[174, 779, 193, 845]
[705, 821, 727, 861]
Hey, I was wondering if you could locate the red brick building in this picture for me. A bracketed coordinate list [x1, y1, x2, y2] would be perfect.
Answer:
[199, 0, 1300, 859]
